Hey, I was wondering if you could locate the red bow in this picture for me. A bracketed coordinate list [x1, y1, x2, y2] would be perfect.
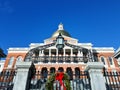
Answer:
[55, 72, 66, 90]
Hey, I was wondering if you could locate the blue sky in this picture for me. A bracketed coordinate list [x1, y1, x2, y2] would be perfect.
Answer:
[0, 0, 120, 54]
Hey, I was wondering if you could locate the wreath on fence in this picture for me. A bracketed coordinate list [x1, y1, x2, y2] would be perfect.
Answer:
[45, 72, 71, 90]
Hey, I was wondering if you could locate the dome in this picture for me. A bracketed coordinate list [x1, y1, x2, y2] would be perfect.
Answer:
[52, 23, 71, 37]
[52, 30, 71, 37]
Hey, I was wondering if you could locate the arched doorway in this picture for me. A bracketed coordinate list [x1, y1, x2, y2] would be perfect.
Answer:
[75, 67, 80, 79]
[58, 67, 64, 72]
[66, 67, 73, 80]
[50, 67, 56, 74]
[41, 67, 48, 79]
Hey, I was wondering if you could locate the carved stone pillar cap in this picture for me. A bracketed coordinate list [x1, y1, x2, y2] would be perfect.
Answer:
[85, 62, 104, 71]
[16, 62, 32, 69]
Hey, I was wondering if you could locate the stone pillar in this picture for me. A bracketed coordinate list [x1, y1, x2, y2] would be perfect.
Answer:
[85, 62, 106, 90]
[13, 62, 34, 90]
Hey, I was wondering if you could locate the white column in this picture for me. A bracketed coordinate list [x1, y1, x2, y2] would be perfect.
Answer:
[85, 62, 106, 90]
[77, 50, 80, 56]
[49, 49, 51, 56]
[41, 50, 44, 56]
[56, 49, 58, 56]
[81, 51, 83, 56]
[39, 50, 41, 56]
[63, 49, 66, 56]
[71, 49, 73, 56]
[79, 50, 83, 57]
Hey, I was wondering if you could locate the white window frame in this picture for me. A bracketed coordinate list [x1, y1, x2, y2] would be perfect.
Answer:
[8, 56, 14, 68]
[14, 56, 23, 68]
[100, 56, 108, 67]
[16, 56, 23, 62]
[108, 57, 115, 67]
[117, 57, 120, 66]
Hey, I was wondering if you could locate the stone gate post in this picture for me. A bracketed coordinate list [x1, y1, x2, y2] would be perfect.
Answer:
[13, 62, 35, 90]
[85, 62, 106, 90]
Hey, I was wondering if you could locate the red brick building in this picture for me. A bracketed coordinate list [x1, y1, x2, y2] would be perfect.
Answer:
[3, 23, 119, 77]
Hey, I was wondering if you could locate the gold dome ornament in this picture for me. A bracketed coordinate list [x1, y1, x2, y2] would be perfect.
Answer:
[52, 23, 71, 37]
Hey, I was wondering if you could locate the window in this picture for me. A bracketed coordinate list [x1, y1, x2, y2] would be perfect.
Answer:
[14, 56, 23, 68]
[108, 57, 113, 65]
[94, 55, 98, 61]
[100, 56, 105, 65]
[16, 56, 23, 62]
[8, 57, 14, 65]
[118, 57, 120, 66]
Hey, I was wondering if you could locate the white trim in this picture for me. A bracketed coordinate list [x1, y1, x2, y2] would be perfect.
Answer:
[99, 56, 108, 67]
[93, 47, 114, 53]
[8, 48, 29, 53]
[108, 57, 115, 68]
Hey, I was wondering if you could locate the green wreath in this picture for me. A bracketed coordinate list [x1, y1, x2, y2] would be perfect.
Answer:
[45, 73, 71, 90]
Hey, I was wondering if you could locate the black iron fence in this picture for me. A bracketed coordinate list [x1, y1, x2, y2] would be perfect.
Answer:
[29, 70, 91, 90]
[0, 70, 16, 90]
[103, 69, 120, 90]
[32, 56, 92, 63]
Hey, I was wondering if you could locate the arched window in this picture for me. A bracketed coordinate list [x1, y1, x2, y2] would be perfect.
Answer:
[93, 55, 98, 61]
[16, 56, 23, 62]
[50, 67, 56, 74]
[100, 56, 105, 65]
[41, 68, 48, 79]
[14, 56, 23, 68]
[108, 57, 113, 65]
[58, 67, 64, 72]
[66, 67, 73, 80]
[75, 67, 80, 79]
[8, 56, 14, 65]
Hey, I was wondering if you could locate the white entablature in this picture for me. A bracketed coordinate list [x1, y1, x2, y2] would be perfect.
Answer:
[8, 48, 29, 53]
[92, 47, 115, 53]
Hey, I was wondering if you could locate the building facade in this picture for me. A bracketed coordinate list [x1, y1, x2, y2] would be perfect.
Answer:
[114, 47, 120, 66]
[3, 24, 119, 78]
[0, 48, 6, 60]
[0, 48, 6, 72]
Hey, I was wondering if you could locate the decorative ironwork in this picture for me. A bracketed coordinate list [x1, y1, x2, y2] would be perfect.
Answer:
[29, 70, 91, 90]
[103, 68, 120, 90]
[0, 70, 16, 90]
[24, 43, 56, 62]
[65, 42, 94, 62]
[24, 34, 94, 62]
